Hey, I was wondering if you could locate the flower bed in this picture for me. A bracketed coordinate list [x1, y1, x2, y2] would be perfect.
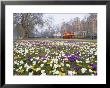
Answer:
[13, 40, 97, 76]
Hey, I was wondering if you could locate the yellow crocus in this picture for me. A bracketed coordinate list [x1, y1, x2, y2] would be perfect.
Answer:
[72, 71, 77, 75]
[77, 63, 82, 66]
[59, 72, 66, 76]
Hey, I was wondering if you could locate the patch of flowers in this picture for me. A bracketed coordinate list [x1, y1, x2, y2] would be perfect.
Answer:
[13, 40, 97, 76]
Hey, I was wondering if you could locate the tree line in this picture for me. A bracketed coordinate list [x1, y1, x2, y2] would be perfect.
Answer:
[13, 13, 97, 40]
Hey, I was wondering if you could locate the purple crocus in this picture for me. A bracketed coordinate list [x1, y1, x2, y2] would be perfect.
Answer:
[69, 56, 76, 62]
[41, 56, 46, 60]
[69, 55, 79, 62]
[28, 56, 32, 61]
[92, 64, 97, 70]
[94, 72, 97, 76]
[76, 56, 80, 60]
[64, 53, 70, 57]
[35, 60, 38, 63]
[90, 64, 97, 70]
[57, 47, 61, 51]
[73, 66, 81, 71]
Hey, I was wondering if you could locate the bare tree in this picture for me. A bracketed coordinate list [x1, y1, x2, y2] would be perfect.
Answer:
[13, 13, 44, 39]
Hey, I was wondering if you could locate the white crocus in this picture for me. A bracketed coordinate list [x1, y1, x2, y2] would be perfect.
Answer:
[14, 61, 17, 64]
[33, 61, 36, 65]
[19, 66, 22, 70]
[52, 69, 56, 73]
[68, 71, 73, 76]
[78, 54, 81, 56]
[36, 68, 41, 72]
[54, 59, 58, 64]
[43, 60, 47, 63]
[55, 52, 58, 55]
[79, 61, 82, 63]
[16, 69, 19, 72]
[41, 73, 46, 76]
[86, 60, 90, 63]
[30, 58, 33, 61]
[72, 71, 77, 75]
[50, 60, 53, 64]
[25, 64, 32, 72]
[54, 64, 58, 68]
[76, 60, 80, 63]
[25, 48, 28, 53]
[58, 64, 61, 67]
[20, 60, 24, 64]
[91, 74, 95, 76]
[16, 62, 19, 65]
[94, 52, 97, 55]
[50, 64, 52, 67]
[35, 57, 39, 60]
[41, 70, 45, 73]
[89, 69, 93, 73]
[53, 70, 59, 75]
[40, 64, 44, 67]
[29, 72, 33, 75]
[81, 68, 87, 73]
[61, 63, 64, 66]
[66, 64, 70, 68]
[62, 53, 65, 56]
[24, 63, 28, 68]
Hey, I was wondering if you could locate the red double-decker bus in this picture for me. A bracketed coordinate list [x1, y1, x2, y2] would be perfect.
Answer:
[63, 32, 74, 39]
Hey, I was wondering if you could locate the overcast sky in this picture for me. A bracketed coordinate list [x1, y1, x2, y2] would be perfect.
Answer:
[43, 13, 90, 25]
[36, 13, 90, 33]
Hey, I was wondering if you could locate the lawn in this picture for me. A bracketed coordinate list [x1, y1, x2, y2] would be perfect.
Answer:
[18, 38, 96, 43]
[13, 39, 97, 76]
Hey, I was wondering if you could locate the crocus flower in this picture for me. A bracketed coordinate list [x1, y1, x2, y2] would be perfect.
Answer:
[90, 64, 97, 70]
[28, 56, 32, 61]
[73, 66, 81, 71]
[69, 55, 77, 62]
[41, 56, 46, 60]
[64, 53, 70, 57]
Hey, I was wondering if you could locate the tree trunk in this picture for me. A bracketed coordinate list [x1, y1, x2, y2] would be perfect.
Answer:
[22, 29, 29, 39]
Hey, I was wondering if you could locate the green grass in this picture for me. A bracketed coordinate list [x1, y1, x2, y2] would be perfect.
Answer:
[16, 38, 97, 43]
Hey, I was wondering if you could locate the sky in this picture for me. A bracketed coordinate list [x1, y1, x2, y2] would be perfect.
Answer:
[43, 13, 90, 25]
[36, 13, 90, 33]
